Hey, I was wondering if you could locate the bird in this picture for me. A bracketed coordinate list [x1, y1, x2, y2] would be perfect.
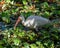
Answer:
[14, 15, 51, 31]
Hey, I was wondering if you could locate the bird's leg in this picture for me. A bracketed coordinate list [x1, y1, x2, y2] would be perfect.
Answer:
[35, 28, 39, 32]
[24, 27, 30, 31]
[33, 24, 39, 32]
[33, 28, 39, 34]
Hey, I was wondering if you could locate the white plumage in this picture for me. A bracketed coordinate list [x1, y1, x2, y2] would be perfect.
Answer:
[14, 15, 51, 30]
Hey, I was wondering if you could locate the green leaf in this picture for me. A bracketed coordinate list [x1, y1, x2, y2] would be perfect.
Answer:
[5, 0, 11, 3]
[13, 38, 21, 46]
[36, 41, 44, 48]
[29, 36, 33, 40]
[30, 44, 37, 48]
[24, 6, 28, 9]
[43, 11, 50, 18]
[2, 17, 10, 23]
[1, 10, 11, 23]
[53, 10, 60, 15]
[0, 45, 4, 48]
[41, 2, 49, 8]
[43, 40, 54, 48]
[18, 32, 25, 37]
[50, 43, 54, 48]
[22, 0, 27, 5]
[0, 40, 4, 45]
[23, 42, 30, 48]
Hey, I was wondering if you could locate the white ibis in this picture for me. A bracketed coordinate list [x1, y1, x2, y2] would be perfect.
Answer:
[14, 15, 51, 31]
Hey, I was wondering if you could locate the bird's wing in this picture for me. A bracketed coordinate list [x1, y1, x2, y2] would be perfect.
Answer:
[26, 15, 50, 27]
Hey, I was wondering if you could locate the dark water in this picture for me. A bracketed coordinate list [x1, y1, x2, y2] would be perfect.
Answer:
[0, 22, 6, 31]
[0, 22, 13, 31]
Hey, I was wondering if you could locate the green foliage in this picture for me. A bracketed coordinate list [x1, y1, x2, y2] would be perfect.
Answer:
[0, 0, 60, 48]
[13, 38, 21, 46]
[36, 41, 45, 48]
[1, 10, 11, 23]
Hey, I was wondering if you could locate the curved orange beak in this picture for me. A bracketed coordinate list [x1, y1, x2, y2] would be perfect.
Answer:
[14, 16, 21, 29]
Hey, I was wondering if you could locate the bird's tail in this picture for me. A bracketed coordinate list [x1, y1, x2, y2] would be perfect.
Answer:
[47, 18, 60, 29]
[44, 18, 60, 28]
[50, 18, 60, 24]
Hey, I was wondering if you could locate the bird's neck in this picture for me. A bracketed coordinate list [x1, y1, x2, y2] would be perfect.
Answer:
[21, 18, 25, 25]
[22, 20, 25, 24]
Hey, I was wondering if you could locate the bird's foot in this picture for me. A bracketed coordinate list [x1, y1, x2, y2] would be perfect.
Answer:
[36, 29, 39, 32]
[34, 28, 39, 32]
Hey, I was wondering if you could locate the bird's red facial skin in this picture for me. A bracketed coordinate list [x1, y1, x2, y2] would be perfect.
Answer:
[14, 17, 21, 29]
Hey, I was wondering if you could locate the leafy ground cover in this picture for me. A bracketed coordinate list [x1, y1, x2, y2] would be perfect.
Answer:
[0, 0, 60, 48]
